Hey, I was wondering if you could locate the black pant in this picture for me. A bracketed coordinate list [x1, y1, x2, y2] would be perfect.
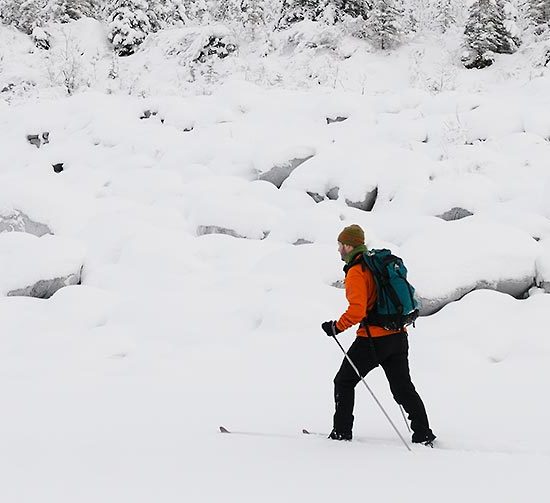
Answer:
[333, 332, 433, 439]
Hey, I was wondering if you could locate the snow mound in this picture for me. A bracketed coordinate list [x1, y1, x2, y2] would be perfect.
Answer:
[401, 217, 539, 314]
[0, 232, 85, 297]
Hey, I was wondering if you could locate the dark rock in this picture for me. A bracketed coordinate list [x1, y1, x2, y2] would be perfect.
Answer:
[259, 155, 314, 188]
[437, 207, 473, 221]
[140, 110, 158, 119]
[27, 134, 41, 148]
[52, 163, 64, 173]
[293, 239, 313, 245]
[27, 132, 50, 148]
[326, 187, 339, 200]
[345, 186, 378, 212]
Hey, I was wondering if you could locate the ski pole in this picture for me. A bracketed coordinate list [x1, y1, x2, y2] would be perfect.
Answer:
[331, 335, 412, 452]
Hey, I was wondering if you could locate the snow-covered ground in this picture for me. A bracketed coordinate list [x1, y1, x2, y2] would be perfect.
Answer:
[1, 18, 550, 502]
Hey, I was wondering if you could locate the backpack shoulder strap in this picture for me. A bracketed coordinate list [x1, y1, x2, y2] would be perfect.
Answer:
[343, 253, 366, 276]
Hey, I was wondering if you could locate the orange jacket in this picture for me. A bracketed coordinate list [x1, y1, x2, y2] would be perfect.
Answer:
[335, 260, 404, 338]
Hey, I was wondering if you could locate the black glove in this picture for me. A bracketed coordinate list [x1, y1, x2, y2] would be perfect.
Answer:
[321, 320, 341, 337]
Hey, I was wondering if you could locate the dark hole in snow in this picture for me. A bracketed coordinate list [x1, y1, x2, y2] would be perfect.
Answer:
[53, 163, 64, 173]
[326, 116, 348, 125]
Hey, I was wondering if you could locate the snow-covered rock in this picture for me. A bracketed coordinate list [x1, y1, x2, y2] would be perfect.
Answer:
[0, 232, 85, 298]
[401, 217, 539, 315]
[0, 210, 52, 236]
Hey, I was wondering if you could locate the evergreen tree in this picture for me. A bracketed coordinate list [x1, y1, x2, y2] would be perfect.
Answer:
[241, 0, 265, 26]
[278, 0, 371, 27]
[0, 0, 47, 34]
[334, 0, 371, 19]
[106, 0, 151, 55]
[434, 0, 455, 32]
[148, 0, 186, 27]
[365, 0, 404, 49]
[463, 0, 516, 69]
[528, 0, 550, 27]
[47, 0, 102, 22]
[181, 0, 213, 23]
[278, 0, 323, 28]
[211, 0, 242, 22]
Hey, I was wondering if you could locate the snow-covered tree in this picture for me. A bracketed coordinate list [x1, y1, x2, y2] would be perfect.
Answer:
[278, 0, 371, 28]
[210, 0, 241, 22]
[241, 0, 266, 26]
[330, 0, 371, 19]
[148, 0, 187, 27]
[463, 0, 517, 69]
[47, 0, 103, 22]
[0, 0, 48, 34]
[181, 0, 213, 24]
[434, 0, 455, 32]
[365, 0, 405, 49]
[278, 0, 322, 27]
[528, 0, 550, 27]
[106, 0, 152, 55]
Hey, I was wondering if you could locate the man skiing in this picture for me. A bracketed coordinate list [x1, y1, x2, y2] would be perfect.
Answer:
[321, 224, 436, 445]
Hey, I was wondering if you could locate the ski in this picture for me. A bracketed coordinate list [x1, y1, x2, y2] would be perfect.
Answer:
[219, 426, 296, 439]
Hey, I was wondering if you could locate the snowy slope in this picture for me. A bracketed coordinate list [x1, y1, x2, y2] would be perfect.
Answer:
[1, 18, 550, 502]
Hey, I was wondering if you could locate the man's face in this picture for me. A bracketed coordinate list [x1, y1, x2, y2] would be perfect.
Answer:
[338, 242, 352, 260]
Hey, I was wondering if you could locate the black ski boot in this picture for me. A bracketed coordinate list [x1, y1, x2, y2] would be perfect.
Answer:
[412, 431, 436, 447]
[328, 429, 352, 441]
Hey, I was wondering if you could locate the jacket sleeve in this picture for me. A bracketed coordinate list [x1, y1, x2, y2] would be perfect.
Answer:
[336, 266, 368, 332]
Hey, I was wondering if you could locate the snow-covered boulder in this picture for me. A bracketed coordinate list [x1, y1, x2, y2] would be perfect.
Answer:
[0, 233, 85, 298]
[283, 138, 432, 213]
[401, 217, 539, 315]
[0, 210, 52, 236]
[258, 154, 314, 188]
[183, 177, 285, 240]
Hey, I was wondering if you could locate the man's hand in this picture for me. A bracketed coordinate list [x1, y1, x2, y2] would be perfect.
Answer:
[321, 320, 341, 337]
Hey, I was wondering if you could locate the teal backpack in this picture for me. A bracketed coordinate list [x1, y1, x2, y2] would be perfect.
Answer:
[359, 249, 419, 331]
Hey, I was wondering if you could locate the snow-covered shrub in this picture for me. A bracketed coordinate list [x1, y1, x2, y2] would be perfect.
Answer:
[43, 21, 107, 94]
[151, 24, 237, 63]
[106, 0, 152, 56]
[284, 20, 341, 51]
[32, 26, 51, 50]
